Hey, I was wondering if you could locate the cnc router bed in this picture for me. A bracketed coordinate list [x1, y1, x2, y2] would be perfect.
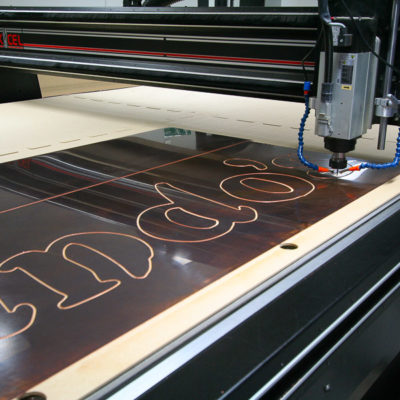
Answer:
[0, 128, 399, 400]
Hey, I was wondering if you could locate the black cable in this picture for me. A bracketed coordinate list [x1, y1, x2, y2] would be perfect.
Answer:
[317, 0, 334, 84]
[318, 0, 331, 25]
[301, 28, 323, 82]
[339, 0, 400, 75]
[324, 24, 334, 82]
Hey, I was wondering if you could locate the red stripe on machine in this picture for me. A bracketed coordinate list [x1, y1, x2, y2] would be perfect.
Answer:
[21, 42, 315, 66]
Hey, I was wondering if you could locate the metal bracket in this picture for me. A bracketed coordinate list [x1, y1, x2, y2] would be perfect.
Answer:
[377, 0, 400, 150]
[375, 94, 400, 118]
[329, 22, 352, 47]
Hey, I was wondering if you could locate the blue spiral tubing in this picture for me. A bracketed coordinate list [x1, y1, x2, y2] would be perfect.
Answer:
[297, 82, 319, 171]
[297, 81, 400, 171]
[357, 128, 400, 170]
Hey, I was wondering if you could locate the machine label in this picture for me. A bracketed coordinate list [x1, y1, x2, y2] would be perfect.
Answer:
[341, 64, 354, 85]
[341, 84, 352, 90]
[7, 33, 23, 48]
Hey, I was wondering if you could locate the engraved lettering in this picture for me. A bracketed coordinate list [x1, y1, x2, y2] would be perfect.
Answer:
[0, 232, 154, 339]
[137, 182, 258, 242]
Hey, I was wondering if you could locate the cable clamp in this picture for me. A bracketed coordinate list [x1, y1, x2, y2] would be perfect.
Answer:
[329, 22, 352, 47]
[375, 94, 399, 118]
[303, 81, 311, 95]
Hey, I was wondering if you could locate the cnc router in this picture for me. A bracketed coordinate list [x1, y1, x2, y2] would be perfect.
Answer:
[0, 1, 399, 399]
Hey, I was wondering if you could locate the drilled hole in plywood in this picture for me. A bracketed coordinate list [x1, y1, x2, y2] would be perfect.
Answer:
[18, 392, 46, 400]
[280, 243, 298, 250]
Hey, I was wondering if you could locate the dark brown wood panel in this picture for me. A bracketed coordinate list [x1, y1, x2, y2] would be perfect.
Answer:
[0, 129, 397, 399]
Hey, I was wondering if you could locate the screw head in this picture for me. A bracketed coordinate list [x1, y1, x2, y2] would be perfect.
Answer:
[324, 384, 331, 392]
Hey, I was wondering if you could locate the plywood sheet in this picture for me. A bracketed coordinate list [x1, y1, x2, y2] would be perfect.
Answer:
[0, 92, 164, 163]
[2, 85, 398, 164]
[38, 75, 133, 98]
[0, 128, 398, 400]
[74, 86, 400, 161]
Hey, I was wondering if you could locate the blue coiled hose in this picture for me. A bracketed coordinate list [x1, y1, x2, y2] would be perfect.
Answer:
[297, 81, 400, 172]
[357, 129, 400, 170]
[297, 82, 321, 171]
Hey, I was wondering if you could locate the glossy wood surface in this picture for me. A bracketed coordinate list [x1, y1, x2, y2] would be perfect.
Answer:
[0, 129, 397, 399]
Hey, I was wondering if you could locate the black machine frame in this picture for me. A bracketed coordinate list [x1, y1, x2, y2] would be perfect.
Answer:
[0, 2, 397, 106]
[0, 7, 320, 101]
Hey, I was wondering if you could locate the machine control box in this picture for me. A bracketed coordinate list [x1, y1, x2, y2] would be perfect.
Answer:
[315, 50, 378, 140]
